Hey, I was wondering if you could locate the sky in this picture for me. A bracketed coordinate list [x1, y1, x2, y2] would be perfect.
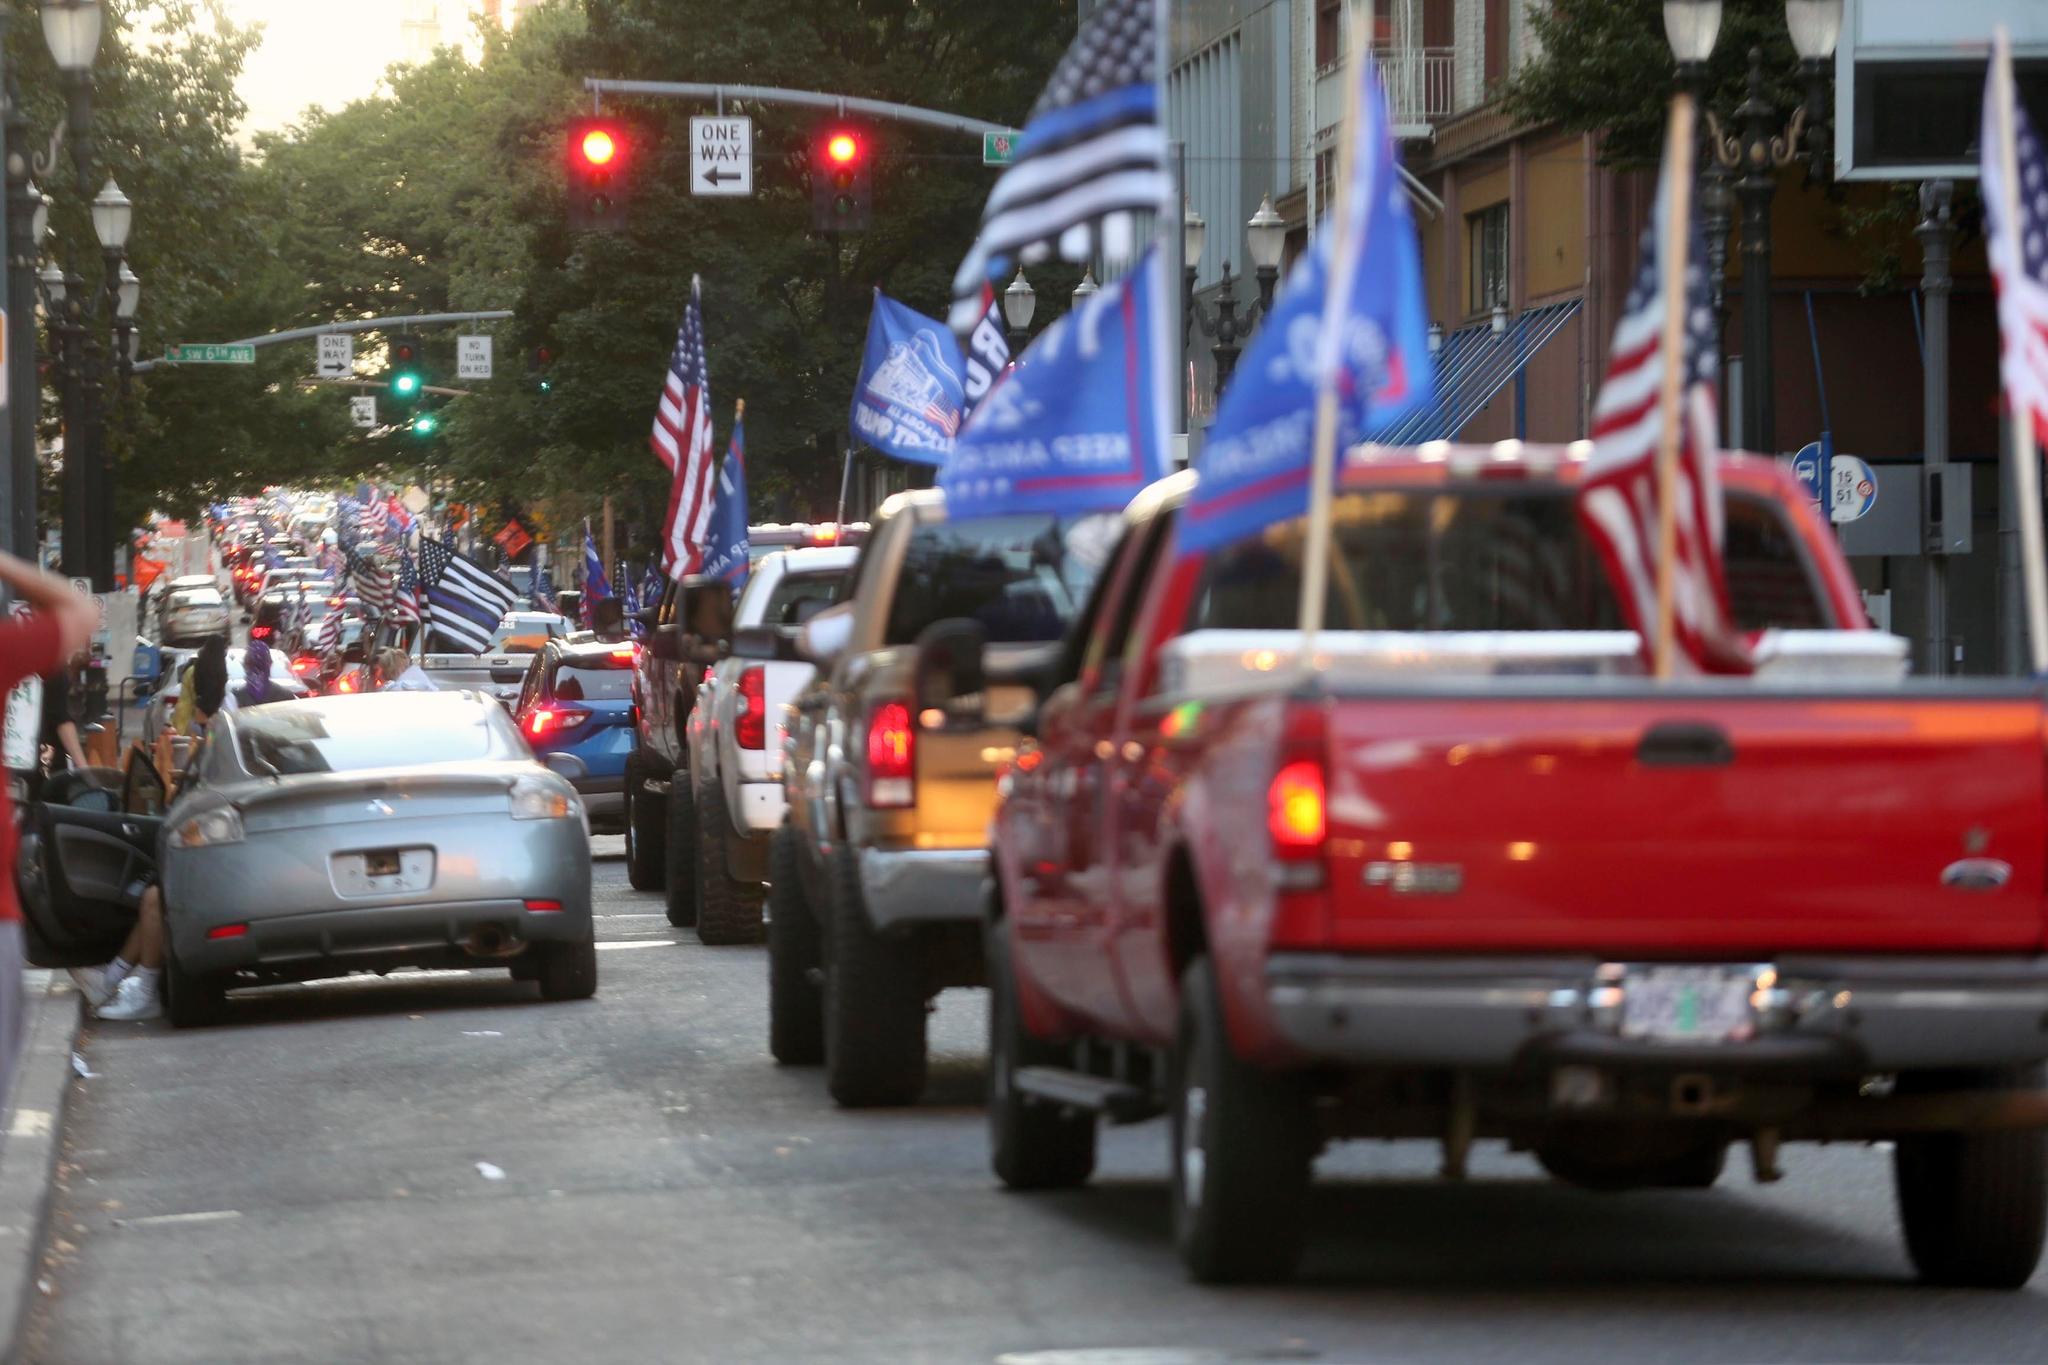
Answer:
[221, 0, 452, 137]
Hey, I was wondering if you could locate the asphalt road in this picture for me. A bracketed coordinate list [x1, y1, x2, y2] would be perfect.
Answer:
[23, 839, 2048, 1365]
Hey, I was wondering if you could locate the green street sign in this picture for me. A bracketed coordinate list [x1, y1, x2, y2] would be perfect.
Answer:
[164, 343, 255, 365]
[982, 132, 1018, 166]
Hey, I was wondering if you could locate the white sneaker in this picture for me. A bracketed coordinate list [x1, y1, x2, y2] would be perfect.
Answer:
[95, 975, 162, 1022]
[67, 966, 115, 1009]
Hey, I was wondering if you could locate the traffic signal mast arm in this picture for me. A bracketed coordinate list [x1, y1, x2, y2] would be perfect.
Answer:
[582, 78, 1018, 139]
[133, 309, 514, 376]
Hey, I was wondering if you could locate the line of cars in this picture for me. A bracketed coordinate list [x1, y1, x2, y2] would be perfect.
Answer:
[625, 451, 2048, 1290]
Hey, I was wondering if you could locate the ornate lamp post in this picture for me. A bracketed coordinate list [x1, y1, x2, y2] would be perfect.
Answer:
[1663, 0, 1842, 456]
[86, 175, 128, 587]
[1000, 265, 1036, 352]
[1185, 193, 1289, 402]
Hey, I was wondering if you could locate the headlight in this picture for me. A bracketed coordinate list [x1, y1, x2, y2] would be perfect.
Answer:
[510, 775, 575, 821]
[170, 807, 244, 848]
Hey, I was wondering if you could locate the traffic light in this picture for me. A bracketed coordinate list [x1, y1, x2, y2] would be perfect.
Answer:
[388, 335, 424, 401]
[567, 116, 634, 232]
[812, 126, 871, 233]
[529, 345, 554, 394]
[412, 411, 439, 438]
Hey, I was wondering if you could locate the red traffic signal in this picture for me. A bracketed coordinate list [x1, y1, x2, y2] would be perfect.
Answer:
[826, 132, 860, 165]
[567, 116, 634, 232]
[812, 125, 871, 233]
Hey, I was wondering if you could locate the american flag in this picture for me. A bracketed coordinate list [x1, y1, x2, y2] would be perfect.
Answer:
[312, 601, 344, 658]
[1576, 154, 1750, 675]
[655, 277, 717, 578]
[1984, 52, 2048, 449]
[363, 496, 390, 542]
[391, 548, 423, 625]
[347, 548, 395, 617]
[947, 0, 1170, 331]
[418, 537, 518, 655]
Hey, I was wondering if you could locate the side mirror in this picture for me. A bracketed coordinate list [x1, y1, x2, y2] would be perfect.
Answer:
[914, 618, 987, 710]
[799, 601, 857, 667]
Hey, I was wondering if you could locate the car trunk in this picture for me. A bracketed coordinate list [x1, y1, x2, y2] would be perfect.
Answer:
[1318, 689, 2048, 956]
[234, 768, 521, 836]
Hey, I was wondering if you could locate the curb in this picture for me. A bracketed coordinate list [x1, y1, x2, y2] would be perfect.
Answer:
[0, 972, 82, 1365]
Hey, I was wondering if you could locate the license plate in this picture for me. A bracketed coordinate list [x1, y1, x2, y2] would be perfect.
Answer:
[365, 850, 400, 878]
[1619, 965, 1761, 1044]
[332, 848, 435, 897]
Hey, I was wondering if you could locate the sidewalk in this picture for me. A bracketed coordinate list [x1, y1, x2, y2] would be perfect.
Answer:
[0, 972, 82, 1363]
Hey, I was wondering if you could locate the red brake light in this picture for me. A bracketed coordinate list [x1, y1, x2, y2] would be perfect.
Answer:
[525, 706, 590, 740]
[337, 675, 356, 693]
[865, 700, 914, 807]
[524, 899, 564, 912]
[736, 666, 766, 750]
[610, 646, 638, 664]
[1267, 759, 1326, 850]
[207, 923, 248, 940]
[291, 656, 319, 675]
[250, 625, 272, 640]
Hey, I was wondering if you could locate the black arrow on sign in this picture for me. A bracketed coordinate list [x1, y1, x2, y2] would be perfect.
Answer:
[702, 167, 744, 186]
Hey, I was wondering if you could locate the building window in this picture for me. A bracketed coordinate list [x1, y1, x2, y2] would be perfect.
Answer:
[1484, 0, 1509, 90]
[1317, 0, 1392, 69]
[1468, 203, 1509, 313]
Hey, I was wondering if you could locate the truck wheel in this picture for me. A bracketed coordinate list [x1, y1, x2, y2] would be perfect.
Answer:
[623, 753, 665, 892]
[988, 922, 1094, 1189]
[695, 777, 765, 946]
[823, 845, 927, 1107]
[1170, 957, 1312, 1283]
[663, 769, 697, 929]
[536, 938, 599, 1002]
[1894, 1068, 2048, 1288]
[164, 941, 225, 1029]
[766, 824, 824, 1065]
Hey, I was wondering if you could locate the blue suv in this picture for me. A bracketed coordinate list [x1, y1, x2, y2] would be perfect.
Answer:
[511, 638, 640, 832]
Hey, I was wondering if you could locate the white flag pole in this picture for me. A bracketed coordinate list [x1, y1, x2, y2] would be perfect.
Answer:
[1992, 26, 2048, 675]
[1650, 93, 1697, 680]
[1298, 0, 1372, 650]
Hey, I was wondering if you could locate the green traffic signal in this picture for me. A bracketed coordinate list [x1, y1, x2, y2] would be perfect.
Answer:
[392, 372, 421, 398]
[412, 412, 438, 436]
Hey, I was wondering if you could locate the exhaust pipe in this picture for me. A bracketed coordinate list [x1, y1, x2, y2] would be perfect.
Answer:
[465, 925, 521, 959]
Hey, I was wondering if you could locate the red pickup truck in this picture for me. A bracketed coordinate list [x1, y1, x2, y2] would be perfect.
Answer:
[978, 444, 2048, 1286]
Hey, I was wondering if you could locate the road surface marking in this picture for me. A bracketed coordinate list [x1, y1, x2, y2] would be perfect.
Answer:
[119, 1210, 242, 1229]
[596, 940, 677, 951]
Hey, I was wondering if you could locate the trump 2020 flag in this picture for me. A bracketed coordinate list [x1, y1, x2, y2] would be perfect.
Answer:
[940, 245, 1171, 521]
[851, 292, 966, 466]
[1179, 55, 1431, 555]
[700, 407, 751, 590]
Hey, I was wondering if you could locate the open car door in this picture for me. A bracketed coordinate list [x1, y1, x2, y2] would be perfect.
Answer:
[18, 750, 166, 967]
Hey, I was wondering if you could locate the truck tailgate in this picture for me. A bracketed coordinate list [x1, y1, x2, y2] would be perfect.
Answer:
[1324, 693, 2048, 954]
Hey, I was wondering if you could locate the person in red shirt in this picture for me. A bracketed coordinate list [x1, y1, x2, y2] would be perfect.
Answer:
[1, 551, 98, 1074]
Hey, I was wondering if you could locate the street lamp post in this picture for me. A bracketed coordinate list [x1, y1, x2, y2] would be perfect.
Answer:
[1664, 0, 1842, 456]
[88, 176, 130, 589]
[1001, 265, 1035, 352]
[1184, 193, 1287, 405]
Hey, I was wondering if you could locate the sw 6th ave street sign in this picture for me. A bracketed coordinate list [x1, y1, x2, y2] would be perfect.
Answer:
[165, 343, 255, 365]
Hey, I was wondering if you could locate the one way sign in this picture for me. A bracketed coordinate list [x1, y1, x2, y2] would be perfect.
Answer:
[690, 116, 753, 197]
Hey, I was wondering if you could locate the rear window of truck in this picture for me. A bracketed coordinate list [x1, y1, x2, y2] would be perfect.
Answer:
[885, 513, 1120, 645]
[754, 570, 850, 628]
[1182, 489, 1826, 633]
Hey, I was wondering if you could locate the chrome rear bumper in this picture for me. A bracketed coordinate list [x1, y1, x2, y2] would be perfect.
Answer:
[1265, 954, 2048, 1072]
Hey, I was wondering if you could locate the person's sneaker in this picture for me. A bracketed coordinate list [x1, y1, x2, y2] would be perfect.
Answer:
[95, 975, 162, 1022]
[66, 966, 115, 1009]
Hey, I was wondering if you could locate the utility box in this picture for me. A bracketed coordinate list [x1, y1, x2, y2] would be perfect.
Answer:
[1924, 464, 1972, 555]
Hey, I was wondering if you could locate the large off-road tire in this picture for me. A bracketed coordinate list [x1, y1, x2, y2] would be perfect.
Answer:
[823, 844, 927, 1108]
[1894, 1068, 2048, 1288]
[536, 938, 599, 1002]
[766, 824, 824, 1065]
[163, 939, 225, 1029]
[1170, 957, 1313, 1284]
[663, 769, 698, 929]
[695, 777, 765, 946]
[623, 752, 666, 892]
[988, 922, 1095, 1190]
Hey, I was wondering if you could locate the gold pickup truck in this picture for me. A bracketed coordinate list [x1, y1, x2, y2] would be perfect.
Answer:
[769, 490, 1118, 1106]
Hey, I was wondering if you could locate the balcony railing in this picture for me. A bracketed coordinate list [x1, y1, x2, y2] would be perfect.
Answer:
[1316, 46, 1455, 138]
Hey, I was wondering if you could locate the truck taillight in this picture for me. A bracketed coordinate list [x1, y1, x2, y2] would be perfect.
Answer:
[1268, 759, 1325, 850]
[735, 666, 766, 750]
[865, 700, 915, 808]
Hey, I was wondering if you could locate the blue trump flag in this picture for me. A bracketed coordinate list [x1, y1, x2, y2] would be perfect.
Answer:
[850, 291, 967, 467]
[700, 411, 751, 590]
[581, 522, 612, 628]
[940, 246, 1172, 521]
[1179, 55, 1432, 556]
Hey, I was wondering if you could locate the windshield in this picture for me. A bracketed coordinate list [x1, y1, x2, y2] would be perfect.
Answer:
[235, 698, 509, 776]
[170, 589, 222, 608]
[884, 513, 1119, 645]
[753, 569, 850, 628]
[1181, 488, 1826, 633]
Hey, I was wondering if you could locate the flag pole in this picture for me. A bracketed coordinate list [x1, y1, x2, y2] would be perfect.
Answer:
[1298, 0, 1371, 650]
[1993, 26, 2048, 675]
[1650, 93, 1697, 680]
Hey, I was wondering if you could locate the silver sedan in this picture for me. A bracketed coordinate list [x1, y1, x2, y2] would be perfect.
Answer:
[153, 690, 595, 1025]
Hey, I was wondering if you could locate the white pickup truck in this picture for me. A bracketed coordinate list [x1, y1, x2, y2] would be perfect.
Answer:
[676, 547, 858, 944]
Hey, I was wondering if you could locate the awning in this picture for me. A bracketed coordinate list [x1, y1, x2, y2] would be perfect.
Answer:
[1371, 297, 1582, 445]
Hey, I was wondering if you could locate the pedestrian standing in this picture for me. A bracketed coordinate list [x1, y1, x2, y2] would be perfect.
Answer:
[39, 652, 87, 777]
[0, 551, 98, 1082]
